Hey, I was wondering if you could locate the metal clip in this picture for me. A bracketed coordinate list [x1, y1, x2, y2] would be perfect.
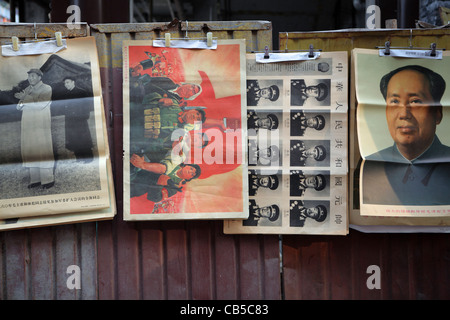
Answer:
[430, 42, 437, 57]
[264, 45, 270, 59]
[384, 41, 390, 55]
[285, 32, 289, 53]
[308, 44, 314, 58]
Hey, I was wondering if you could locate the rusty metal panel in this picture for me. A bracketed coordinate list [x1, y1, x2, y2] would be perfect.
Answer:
[91, 21, 280, 300]
[0, 23, 97, 300]
[1, 224, 97, 300]
[280, 29, 450, 300]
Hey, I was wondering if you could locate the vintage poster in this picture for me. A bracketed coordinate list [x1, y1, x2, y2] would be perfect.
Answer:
[0, 37, 113, 221]
[122, 39, 248, 220]
[224, 52, 348, 235]
[354, 48, 450, 218]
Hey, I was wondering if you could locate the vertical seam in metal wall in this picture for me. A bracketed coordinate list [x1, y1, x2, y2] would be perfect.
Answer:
[279, 235, 285, 300]
[25, 229, 31, 299]
[258, 235, 265, 299]
[186, 224, 193, 299]
[138, 224, 143, 300]
[1, 233, 6, 298]
[95, 222, 99, 300]
[76, 224, 82, 300]
[235, 235, 241, 299]
[52, 227, 57, 300]
[211, 223, 217, 300]
[162, 227, 169, 299]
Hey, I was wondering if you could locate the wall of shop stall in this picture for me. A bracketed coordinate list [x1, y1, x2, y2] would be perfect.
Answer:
[0, 22, 449, 300]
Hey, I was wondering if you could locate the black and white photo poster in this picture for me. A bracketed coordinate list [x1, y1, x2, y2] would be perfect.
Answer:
[224, 51, 348, 235]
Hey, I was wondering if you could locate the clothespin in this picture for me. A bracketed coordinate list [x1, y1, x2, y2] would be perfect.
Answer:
[384, 41, 390, 55]
[206, 32, 213, 47]
[55, 32, 63, 47]
[308, 44, 314, 58]
[430, 43, 437, 57]
[165, 33, 171, 47]
[11, 36, 19, 51]
[264, 45, 270, 59]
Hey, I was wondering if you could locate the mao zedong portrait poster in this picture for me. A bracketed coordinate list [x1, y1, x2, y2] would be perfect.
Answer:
[355, 49, 450, 216]
[123, 40, 248, 220]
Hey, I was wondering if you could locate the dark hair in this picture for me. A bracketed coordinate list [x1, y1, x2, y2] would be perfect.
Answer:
[63, 76, 76, 82]
[189, 108, 206, 123]
[380, 65, 446, 103]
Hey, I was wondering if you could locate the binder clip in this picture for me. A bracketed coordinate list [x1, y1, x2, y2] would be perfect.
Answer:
[384, 41, 390, 55]
[55, 32, 63, 47]
[165, 33, 171, 47]
[11, 36, 19, 51]
[264, 46, 270, 59]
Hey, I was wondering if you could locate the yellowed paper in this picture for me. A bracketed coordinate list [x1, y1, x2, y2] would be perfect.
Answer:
[354, 48, 450, 219]
[224, 52, 349, 235]
[122, 39, 248, 221]
[0, 37, 112, 220]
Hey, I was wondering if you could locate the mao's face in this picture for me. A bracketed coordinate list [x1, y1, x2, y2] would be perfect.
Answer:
[385, 69, 442, 159]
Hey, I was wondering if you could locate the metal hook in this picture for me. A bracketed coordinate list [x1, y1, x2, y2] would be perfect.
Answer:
[430, 42, 437, 57]
[285, 32, 289, 53]
[409, 29, 413, 49]
[264, 45, 270, 59]
[308, 44, 314, 58]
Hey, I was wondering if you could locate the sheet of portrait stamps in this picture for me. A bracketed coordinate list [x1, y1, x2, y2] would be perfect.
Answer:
[354, 48, 450, 219]
[224, 52, 349, 235]
[0, 37, 114, 224]
[122, 39, 249, 221]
